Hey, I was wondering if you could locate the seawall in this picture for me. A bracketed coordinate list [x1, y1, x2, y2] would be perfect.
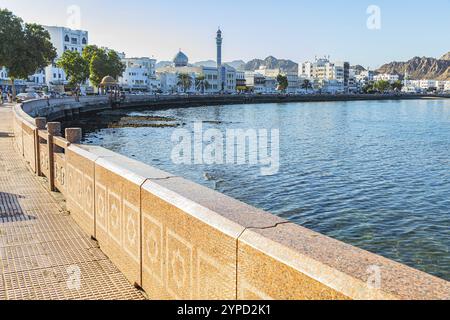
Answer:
[23, 94, 450, 122]
[11, 96, 450, 300]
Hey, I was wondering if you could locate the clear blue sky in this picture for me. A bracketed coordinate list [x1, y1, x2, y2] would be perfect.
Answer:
[1, 0, 449, 69]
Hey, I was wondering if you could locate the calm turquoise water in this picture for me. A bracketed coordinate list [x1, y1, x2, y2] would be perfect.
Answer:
[83, 99, 450, 280]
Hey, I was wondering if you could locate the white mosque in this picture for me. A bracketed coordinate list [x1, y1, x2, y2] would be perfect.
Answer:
[156, 29, 236, 94]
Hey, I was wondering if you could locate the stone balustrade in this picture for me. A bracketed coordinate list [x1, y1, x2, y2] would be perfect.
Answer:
[11, 98, 450, 300]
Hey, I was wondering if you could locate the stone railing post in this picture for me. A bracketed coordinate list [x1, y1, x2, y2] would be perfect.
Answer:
[34, 117, 47, 177]
[65, 128, 82, 144]
[47, 122, 61, 192]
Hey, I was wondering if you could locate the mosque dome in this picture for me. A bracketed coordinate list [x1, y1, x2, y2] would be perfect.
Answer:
[173, 51, 189, 67]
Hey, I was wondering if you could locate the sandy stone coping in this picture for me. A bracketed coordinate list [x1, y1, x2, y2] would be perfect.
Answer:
[14, 99, 450, 300]
[75, 144, 450, 300]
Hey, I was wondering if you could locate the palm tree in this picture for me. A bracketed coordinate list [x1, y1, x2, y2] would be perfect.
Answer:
[301, 79, 312, 93]
[195, 75, 210, 94]
[177, 73, 193, 93]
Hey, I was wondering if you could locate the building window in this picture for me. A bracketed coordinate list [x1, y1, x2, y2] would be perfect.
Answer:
[71, 38, 77, 45]
[65, 35, 70, 42]
[82, 37, 87, 45]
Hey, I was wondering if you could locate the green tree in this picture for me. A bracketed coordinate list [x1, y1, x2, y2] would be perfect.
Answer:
[106, 50, 125, 80]
[57, 50, 89, 99]
[0, 9, 56, 98]
[374, 80, 391, 93]
[195, 75, 210, 94]
[362, 83, 376, 94]
[276, 74, 288, 92]
[301, 79, 312, 93]
[177, 73, 193, 93]
[82, 46, 125, 88]
[390, 80, 404, 92]
[81, 45, 99, 63]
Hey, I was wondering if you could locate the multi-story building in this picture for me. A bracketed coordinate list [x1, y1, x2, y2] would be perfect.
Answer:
[419, 79, 437, 90]
[236, 71, 246, 91]
[245, 71, 267, 93]
[301, 57, 350, 91]
[119, 57, 157, 92]
[286, 71, 299, 93]
[221, 65, 237, 93]
[1, 26, 88, 91]
[40, 26, 89, 87]
[373, 73, 399, 83]
[255, 67, 299, 93]
[355, 70, 375, 85]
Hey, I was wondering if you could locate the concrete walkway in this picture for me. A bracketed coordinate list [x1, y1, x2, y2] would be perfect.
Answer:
[0, 104, 144, 300]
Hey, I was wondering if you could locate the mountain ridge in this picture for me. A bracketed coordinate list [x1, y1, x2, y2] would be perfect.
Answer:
[244, 56, 298, 73]
[376, 52, 450, 80]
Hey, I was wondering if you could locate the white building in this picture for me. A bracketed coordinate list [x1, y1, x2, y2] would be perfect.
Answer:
[245, 71, 267, 93]
[318, 79, 345, 94]
[444, 81, 450, 92]
[286, 71, 299, 93]
[2, 26, 88, 89]
[119, 57, 157, 92]
[373, 73, 399, 83]
[301, 57, 350, 92]
[220, 65, 237, 93]
[27, 69, 46, 87]
[355, 70, 375, 85]
[236, 71, 246, 90]
[40, 26, 89, 87]
[402, 79, 447, 93]
[419, 79, 437, 90]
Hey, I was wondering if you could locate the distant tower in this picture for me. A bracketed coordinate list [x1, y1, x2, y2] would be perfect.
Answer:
[216, 28, 223, 67]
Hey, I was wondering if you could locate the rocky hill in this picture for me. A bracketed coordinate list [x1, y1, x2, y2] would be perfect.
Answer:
[351, 65, 367, 75]
[440, 52, 450, 61]
[225, 60, 246, 71]
[244, 56, 298, 73]
[376, 52, 450, 80]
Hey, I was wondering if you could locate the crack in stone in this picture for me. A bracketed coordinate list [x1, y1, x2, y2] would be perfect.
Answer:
[245, 221, 291, 232]
[147, 176, 180, 181]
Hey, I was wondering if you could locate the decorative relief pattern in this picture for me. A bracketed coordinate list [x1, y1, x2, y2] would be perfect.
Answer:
[83, 175, 94, 218]
[54, 156, 66, 190]
[40, 147, 49, 175]
[123, 199, 140, 262]
[95, 182, 107, 232]
[140, 202, 238, 300]
[143, 214, 164, 286]
[107, 189, 122, 246]
[66, 162, 95, 233]
[166, 229, 193, 300]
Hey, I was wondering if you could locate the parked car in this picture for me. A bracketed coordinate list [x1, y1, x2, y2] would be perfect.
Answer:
[15, 92, 40, 102]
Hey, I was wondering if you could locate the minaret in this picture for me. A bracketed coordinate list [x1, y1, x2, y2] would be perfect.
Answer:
[216, 28, 222, 68]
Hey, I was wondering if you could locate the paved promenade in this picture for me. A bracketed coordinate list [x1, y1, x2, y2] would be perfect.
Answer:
[0, 104, 144, 300]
